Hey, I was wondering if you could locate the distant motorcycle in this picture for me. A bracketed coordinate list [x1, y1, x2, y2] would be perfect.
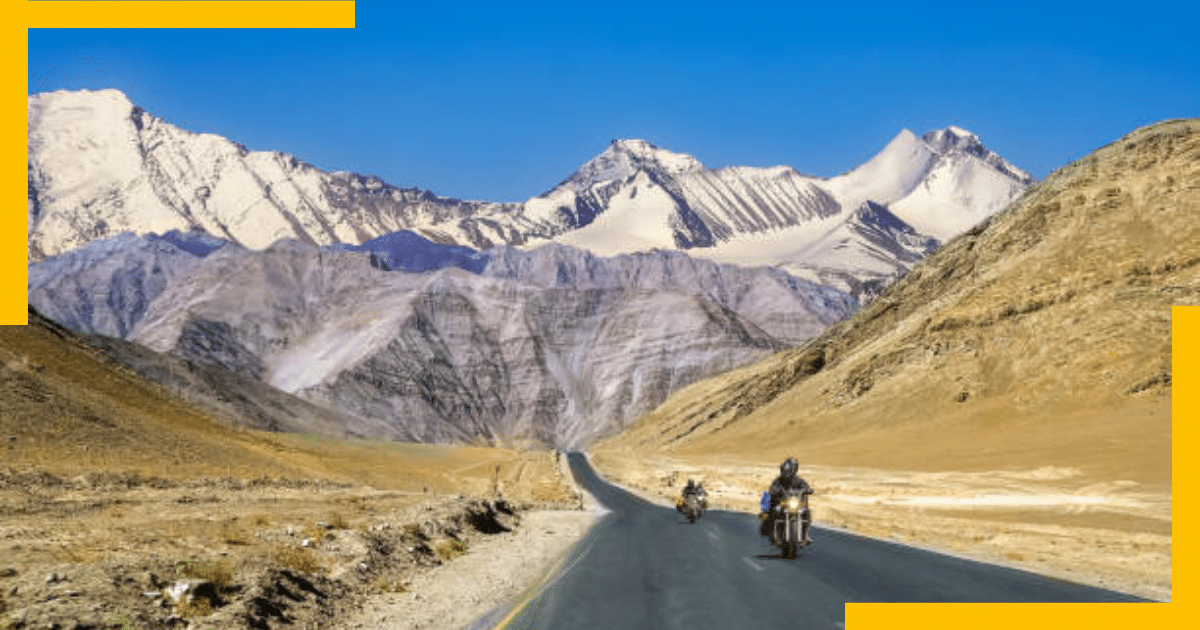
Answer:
[762, 487, 812, 558]
[677, 489, 707, 523]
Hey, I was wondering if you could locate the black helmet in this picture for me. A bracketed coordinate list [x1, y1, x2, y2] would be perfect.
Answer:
[686, 478, 695, 486]
[780, 457, 798, 478]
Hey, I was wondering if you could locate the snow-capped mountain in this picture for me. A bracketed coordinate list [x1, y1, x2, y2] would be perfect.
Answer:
[889, 127, 1034, 242]
[29, 89, 1034, 298]
[27, 89, 530, 259]
[26, 87, 1037, 448]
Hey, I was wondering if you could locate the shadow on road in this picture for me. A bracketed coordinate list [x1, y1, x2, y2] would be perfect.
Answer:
[755, 553, 809, 561]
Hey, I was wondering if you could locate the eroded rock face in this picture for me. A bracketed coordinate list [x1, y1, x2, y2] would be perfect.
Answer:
[115, 241, 840, 448]
[298, 281, 790, 447]
[27, 230, 233, 339]
[32, 229, 852, 447]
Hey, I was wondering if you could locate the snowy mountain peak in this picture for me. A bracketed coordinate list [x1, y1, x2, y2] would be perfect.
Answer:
[824, 129, 939, 208]
[923, 126, 1034, 185]
[945, 125, 978, 140]
[28, 88, 137, 151]
[611, 137, 657, 153]
[923, 125, 983, 155]
[610, 138, 702, 172]
[558, 138, 703, 192]
[29, 87, 132, 113]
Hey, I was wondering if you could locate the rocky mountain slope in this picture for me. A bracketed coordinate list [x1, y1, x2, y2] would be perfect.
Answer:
[33, 235, 848, 447]
[6, 307, 401, 443]
[2, 308, 379, 475]
[597, 118, 1196, 478]
[29, 89, 1032, 296]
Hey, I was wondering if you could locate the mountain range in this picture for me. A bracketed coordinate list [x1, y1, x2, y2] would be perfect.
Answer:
[30, 232, 852, 447]
[27, 87, 1038, 447]
[28, 88, 1033, 299]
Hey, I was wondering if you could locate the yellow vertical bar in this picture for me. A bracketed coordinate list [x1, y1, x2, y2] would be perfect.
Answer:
[4, 16, 28, 324]
[1173, 305, 1195, 604]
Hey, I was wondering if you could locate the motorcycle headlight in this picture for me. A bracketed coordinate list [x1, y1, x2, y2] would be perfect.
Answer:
[785, 497, 800, 510]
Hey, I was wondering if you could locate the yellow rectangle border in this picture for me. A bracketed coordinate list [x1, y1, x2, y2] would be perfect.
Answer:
[24, 1, 356, 29]
[6, 3, 1187, 629]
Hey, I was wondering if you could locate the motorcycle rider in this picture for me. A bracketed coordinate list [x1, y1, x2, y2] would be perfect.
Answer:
[759, 457, 813, 544]
[676, 480, 700, 513]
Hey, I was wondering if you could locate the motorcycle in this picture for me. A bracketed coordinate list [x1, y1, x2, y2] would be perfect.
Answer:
[677, 490, 707, 523]
[761, 488, 812, 558]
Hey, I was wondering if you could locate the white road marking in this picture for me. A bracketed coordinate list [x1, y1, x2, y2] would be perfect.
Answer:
[742, 557, 764, 572]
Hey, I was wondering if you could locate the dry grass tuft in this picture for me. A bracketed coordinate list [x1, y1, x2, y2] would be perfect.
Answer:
[299, 522, 335, 545]
[176, 597, 214, 618]
[219, 520, 252, 546]
[372, 577, 408, 593]
[326, 511, 350, 529]
[176, 558, 235, 589]
[54, 544, 96, 564]
[434, 538, 469, 561]
[274, 545, 322, 574]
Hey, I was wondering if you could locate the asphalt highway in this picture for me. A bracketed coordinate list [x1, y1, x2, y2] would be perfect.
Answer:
[483, 452, 1147, 629]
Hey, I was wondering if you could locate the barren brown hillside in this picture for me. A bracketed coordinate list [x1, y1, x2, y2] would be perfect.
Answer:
[592, 119, 1197, 600]
[1, 310, 580, 628]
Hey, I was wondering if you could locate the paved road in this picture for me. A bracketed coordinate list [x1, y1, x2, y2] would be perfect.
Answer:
[486, 453, 1147, 629]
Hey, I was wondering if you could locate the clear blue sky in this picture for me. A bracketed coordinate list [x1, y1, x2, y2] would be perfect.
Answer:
[28, 0, 1199, 202]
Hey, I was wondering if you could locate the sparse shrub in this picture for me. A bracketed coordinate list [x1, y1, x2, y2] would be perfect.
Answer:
[55, 544, 93, 563]
[403, 524, 425, 539]
[326, 511, 349, 529]
[176, 559, 234, 589]
[274, 546, 322, 574]
[251, 514, 271, 527]
[434, 538, 469, 561]
[302, 522, 333, 543]
[176, 597, 214, 618]
[372, 577, 408, 593]
[219, 521, 251, 545]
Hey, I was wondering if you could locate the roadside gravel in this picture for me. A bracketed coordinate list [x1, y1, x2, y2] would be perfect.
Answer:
[338, 507, 601, 630]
